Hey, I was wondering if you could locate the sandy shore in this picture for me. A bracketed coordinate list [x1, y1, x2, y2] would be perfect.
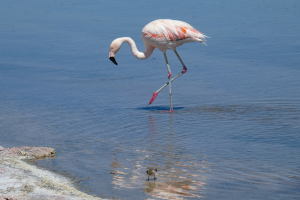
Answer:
[0, 146, 103, 200]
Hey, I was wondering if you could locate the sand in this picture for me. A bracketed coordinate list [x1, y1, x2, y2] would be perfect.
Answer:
[0, 146, 103, 200]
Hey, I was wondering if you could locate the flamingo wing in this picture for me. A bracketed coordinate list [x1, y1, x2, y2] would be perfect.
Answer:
[142, 19, 206, 43]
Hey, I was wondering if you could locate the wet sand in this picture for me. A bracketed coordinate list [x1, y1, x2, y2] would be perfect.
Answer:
[0, 146, 103, 200]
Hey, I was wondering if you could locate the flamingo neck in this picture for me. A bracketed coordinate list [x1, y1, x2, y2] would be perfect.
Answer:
[120, 37, 155, 60]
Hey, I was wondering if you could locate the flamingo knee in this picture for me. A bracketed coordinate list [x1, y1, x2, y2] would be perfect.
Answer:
[182, 66, 187, 74]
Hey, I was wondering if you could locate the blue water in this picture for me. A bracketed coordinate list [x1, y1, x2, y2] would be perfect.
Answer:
[1, 0, 300, 199]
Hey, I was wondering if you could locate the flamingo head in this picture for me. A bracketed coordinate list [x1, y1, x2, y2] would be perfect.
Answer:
[109, 39, 122, 65]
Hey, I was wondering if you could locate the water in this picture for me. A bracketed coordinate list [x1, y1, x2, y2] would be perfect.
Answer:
[1, 0, 300, 199]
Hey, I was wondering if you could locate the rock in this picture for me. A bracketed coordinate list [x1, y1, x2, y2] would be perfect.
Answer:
[0, 146, 4, 151]
[0, 197, 16, 200]
[0, 146, 56, 159]
[0, 146, 103, 200]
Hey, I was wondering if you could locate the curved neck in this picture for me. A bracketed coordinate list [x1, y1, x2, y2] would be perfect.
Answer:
[120, 37, 155, 60]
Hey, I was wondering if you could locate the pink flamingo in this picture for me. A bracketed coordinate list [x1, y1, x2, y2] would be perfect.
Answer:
[109, 19, 207, 112]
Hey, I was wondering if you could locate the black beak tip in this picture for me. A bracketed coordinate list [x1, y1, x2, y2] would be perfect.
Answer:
[109, 57, 118, 65]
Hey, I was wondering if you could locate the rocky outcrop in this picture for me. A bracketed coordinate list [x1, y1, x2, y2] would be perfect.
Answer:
[0, 146, 56, 159]
[0, 146, 103, 200]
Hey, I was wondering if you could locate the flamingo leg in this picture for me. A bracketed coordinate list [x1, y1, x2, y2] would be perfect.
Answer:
[174, 49, 187, 73]
[148, 50, 187, 107]
[164, 53, 173, 112]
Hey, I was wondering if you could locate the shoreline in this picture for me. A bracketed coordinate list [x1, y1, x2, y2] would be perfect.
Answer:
[0, 146, 103, 200]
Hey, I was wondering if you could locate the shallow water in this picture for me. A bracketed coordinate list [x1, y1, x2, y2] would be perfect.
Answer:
[1, 0, 300, 199]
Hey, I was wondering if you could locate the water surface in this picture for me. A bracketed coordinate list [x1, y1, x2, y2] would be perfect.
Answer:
[0, 0, 299, 199]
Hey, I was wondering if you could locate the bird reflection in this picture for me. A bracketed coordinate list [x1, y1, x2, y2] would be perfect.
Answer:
[143, 180, 202, 199]
[109, 114, 208, 199]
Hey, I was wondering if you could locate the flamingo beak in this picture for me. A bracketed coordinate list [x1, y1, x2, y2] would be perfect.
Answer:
[109, 57, 118, 65]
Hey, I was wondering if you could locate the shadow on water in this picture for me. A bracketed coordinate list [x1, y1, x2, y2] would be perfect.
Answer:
[137, 102, 300, 116]
[137, 106, 185, 111]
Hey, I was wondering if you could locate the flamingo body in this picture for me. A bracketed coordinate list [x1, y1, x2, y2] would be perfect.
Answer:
[109, 19, 208, 111]
[141, 19, 206, 52]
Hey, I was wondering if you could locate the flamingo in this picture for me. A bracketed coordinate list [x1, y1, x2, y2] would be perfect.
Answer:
[109, 19, 207, 112]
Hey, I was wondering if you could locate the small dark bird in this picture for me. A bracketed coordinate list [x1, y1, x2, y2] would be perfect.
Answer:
[146, 168, 158, 181]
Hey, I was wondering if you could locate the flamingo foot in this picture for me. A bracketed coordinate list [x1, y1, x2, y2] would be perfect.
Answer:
[182, 66, 187, 74]
[168, 107, 174, 112]
[148, 92, 158, 105]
